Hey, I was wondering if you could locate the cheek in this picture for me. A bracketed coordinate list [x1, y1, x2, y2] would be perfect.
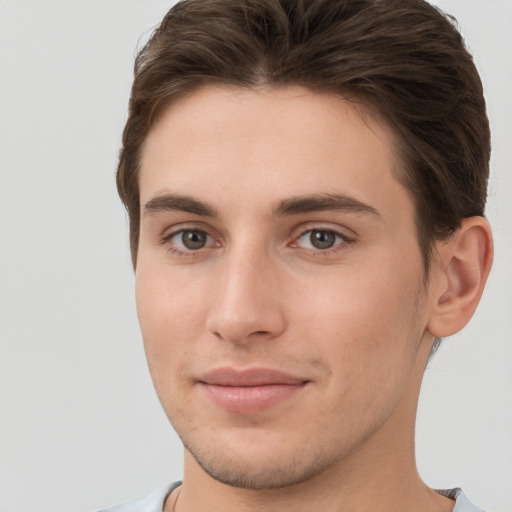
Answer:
[292, 256, 424, 386]
[299, 274, 424, 437]
[295, 266, 420, 342]
[135, 266, 210, 375]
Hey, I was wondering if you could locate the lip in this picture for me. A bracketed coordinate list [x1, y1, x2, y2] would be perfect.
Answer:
[197, 367, 309, 413]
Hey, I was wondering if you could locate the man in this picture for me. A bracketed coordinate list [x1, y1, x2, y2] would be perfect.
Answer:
[102, 0, 493, 510]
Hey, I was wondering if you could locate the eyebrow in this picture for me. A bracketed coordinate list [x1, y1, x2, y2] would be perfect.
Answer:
[143, 193, 218, 217]
[142, 192, 380, 219]
[273, 193, 380, 218]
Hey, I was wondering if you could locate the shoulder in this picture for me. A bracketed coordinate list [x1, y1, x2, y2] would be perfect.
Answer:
[436, 488, 486, 512]
[97, 482, 181, 512]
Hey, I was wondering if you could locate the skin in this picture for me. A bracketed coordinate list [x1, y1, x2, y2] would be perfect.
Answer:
[135, 85, 492, 512]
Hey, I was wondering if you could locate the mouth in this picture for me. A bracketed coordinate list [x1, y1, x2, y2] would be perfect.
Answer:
[197, 367, 310, 413]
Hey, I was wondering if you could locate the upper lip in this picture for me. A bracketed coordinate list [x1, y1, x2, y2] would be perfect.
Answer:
[198, 367, 309, 387]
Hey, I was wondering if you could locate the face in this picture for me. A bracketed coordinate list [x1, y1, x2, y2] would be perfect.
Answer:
[136, 85, 435, 489]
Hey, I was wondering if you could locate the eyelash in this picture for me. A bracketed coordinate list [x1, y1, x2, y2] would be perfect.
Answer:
[160, 228, 218, 257]
[159, 226, 354, 257]
[291, 227, 353, 255]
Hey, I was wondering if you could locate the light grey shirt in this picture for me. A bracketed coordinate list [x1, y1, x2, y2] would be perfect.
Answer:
[98, 483, 486, 512]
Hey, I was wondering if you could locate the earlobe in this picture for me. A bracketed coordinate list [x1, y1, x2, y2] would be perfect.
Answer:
[427, 216, 493, 338]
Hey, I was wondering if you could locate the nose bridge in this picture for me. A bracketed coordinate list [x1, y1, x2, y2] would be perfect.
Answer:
[207, 236, 285, 343]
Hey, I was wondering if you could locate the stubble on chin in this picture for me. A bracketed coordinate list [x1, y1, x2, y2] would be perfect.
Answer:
[178, 424, 359, 491]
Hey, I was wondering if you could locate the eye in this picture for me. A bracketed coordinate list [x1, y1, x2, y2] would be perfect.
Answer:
[166, 229, 215, 252]
[296, 229, 346, 250]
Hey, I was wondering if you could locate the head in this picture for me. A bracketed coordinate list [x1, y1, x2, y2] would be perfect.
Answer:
[118, 0, 490, 274]
[118, 0, 493, 496]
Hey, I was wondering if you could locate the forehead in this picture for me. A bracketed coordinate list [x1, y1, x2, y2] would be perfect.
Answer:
[139, 85, 409, 221]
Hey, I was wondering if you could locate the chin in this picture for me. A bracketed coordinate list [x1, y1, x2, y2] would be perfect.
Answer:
[182, 432, 343, 490]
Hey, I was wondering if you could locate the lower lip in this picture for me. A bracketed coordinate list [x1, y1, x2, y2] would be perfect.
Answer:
[199, 382, 307, 413]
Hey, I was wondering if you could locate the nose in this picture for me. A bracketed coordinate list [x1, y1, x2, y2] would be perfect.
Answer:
[206, 245, 287, 345]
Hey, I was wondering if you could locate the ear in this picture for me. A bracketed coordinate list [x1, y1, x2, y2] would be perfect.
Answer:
[427, 216, 493, 338]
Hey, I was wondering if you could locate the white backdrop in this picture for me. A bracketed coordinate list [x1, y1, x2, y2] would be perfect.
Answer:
[0, 1, 510, 511]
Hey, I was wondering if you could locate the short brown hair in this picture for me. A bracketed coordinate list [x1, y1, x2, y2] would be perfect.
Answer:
[117, 0, 490, 270]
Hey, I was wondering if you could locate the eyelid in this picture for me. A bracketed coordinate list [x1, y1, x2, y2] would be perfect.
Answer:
[160, 219, 214, 237]
[289, 223, 356, 254]
[160, 219, 220, 240]
[160, 223, 222, 255]
[292, 221, 355, 241]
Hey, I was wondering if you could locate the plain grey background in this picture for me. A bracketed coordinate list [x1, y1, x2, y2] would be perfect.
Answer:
[0, 1, 510, 511]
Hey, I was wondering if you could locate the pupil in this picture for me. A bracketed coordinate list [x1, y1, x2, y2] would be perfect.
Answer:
[182, 230, 206, 250]
[310, 230, 335, 249]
